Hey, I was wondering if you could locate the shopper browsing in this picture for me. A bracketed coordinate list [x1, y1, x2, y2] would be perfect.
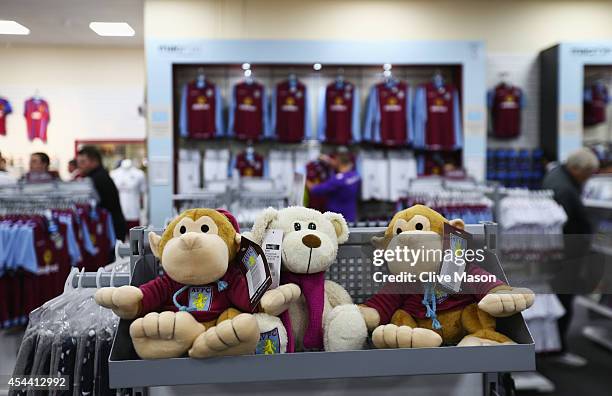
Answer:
[77, 145, 127, 240]
[542, 147, 600, 367]
[21, 152, 60, 183]
[67, 158, 82, 180]
[0, 152, 16, 185]
[306, 149, 360, 223]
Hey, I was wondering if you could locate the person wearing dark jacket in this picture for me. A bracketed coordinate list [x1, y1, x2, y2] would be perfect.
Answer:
[542, 147, 599, 367]
[77, 146, 127, 241]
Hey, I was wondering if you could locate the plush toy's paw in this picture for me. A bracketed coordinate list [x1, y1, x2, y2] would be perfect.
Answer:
[358, 305, 381, 331]
[260, 283, 301, 316]
[372, 324, 442, 349]
[478, 287, 535, 317]
[253, 313, 288, 354]
[457, 335, 515, 347]
[189, 313, 260, 358]
[129, 311, 205, 359]
[95, 285, 143, 319]
[324, 304, 367, 351]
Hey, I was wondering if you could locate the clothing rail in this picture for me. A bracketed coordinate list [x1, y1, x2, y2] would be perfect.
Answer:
[70, 271, 131, 289]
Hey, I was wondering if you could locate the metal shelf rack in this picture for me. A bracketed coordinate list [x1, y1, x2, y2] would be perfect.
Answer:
[109, 223, 535, 394]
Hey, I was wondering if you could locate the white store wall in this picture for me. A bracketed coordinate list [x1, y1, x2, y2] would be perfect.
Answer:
[144, 0, 612, 153]
[144, 0, 612, 50]
[0, 45, 145, 179]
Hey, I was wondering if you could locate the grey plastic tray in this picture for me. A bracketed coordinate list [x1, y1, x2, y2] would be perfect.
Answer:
[109, 224, 534, 388]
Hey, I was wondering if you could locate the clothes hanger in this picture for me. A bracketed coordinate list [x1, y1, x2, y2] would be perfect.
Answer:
[196, 67, 206, 88]
[335, 68, 345, 88]
[432, 69, 445, 89]
[244, 68, 254, 85]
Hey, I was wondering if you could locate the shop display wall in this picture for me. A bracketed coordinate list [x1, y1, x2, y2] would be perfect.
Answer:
[0, 46, 145, 179]
[583, 65, 612, 145]
[146, 39, 487, 227]
[539, 42, 612, 162]
[172, 63, 461, 191]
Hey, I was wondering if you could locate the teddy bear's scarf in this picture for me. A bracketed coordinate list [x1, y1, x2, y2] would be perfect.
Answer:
[280, 271, 326, 352]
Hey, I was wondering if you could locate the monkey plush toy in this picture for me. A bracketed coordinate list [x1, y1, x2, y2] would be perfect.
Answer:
[360, 205, 535, 348]
[95, 208, 292, 359]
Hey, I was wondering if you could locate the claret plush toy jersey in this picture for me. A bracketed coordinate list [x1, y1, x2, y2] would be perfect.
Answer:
[249, 206, 367, 352]
[360, 205, 535, 348]
[95, 208, 284, 359]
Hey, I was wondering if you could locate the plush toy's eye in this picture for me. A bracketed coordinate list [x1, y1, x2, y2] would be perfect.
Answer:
[415, 223, 423, 231]
[201, 224, 209, 233]
[308, 222, 316, 230]
[294, 223, 301, 231]
[179, 225, 186, 234]
[396, 228, 402, 235]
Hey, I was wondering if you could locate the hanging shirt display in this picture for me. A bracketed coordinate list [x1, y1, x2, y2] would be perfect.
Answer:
[317, 81, 360, 144]
[232, 150, 266, 177]
[177, 149, 201, 193]
[270, 79, 310, 143]
[414, 83, 462, 151]
[179, 79, 224, 139]
[110, 166, 146, 222]
[388, 151, 417, 202]
[488, 83, 524, 138]
[0, 97, 12, 135]
[359, 150, 389, 201]
[364, 80, 412, 146]
[24, 97, 50, 143]
[268, 150, 294, 194]
[228, 81, 268, 141]
[583, 83, 609, 126]
[203, 149, 230, 182]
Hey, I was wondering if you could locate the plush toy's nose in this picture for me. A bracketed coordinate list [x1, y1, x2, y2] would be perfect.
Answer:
[302, 234, 321, 249]
[179, 233, 202, 250]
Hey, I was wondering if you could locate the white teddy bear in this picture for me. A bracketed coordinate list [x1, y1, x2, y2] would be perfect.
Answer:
[248, 206, 367, 352]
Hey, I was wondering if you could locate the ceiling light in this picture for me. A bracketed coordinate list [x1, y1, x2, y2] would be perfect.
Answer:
[89, 22, 135, 37]
[0, 20, 30, 35]
[313, 63, 322, 71]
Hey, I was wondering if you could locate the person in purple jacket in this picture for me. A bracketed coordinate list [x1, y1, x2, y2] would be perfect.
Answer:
[306, 150, 360, 222]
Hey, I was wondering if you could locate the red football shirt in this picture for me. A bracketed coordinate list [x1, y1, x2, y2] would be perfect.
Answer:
[139, 265, 252, 323]
[235, 151, 265, 177]
[0, 98, 12, 135]
[231, 82, 265, 141]
[273, 80, 307, 143]
[24, 98, 50, 142]
[364, 264, 505, 323]
[424, 83, 458, 150]
[183, 80, 219, 139]
[375, 81, 410, 146]
[491, 83, 522, 138]
[322, 82, 356, 145]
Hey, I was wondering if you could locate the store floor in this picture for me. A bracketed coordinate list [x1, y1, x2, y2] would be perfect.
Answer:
[517, 305, 612, 396]
[0, 301, 609, 396]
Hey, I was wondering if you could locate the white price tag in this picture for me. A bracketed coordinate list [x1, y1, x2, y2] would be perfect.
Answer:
[237, 236, 272, 309]
[438, 223, 471, 293]
[262, 229, 283, 288]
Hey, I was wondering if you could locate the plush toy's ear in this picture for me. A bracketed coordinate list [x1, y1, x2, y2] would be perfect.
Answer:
[449, 219, 465, 230]
[148, 232, 162, 258]
[371, 234, 390, 250]
[323, 211, 349, 244]
[248, 207, 279, 245]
